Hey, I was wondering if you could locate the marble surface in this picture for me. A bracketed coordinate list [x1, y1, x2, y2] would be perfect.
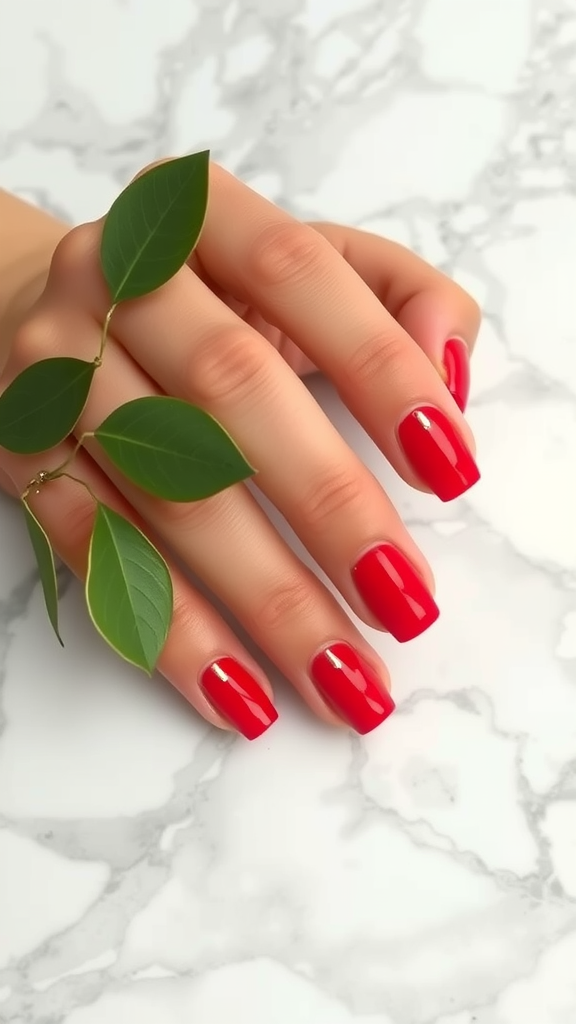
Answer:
[1, 0, 576, 1021]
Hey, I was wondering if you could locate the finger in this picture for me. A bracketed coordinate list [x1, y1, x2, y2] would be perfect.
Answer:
[50, 221, 440, 644]
[114, 279, 440, 641]
[107, 458, 397, 737]
[12, 262, 396, 735]
[0, 442, 278, 741]
[309, 222, 481, 411]
[196, 164, 480, 501]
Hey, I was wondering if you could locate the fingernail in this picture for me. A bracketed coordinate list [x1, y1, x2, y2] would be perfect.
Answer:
[200, 657, 278, 740]
[310, 642, 395, 734]
[443, 338, 470, 412]
[352, 543, 439, 642]
[398, 405, 480, 501]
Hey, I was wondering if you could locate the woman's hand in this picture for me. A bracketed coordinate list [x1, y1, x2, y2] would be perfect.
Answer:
[0, 162, 481, 740]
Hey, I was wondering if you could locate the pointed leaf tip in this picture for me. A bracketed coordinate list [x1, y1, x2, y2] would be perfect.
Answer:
[23, 502, 63, 646]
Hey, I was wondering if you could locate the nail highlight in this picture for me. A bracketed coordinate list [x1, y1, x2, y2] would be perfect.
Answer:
[352, 543, 439, 641]
[398, 405, 480, 501]
[200, 657, 278, 740]
[443, 338, 470, 412]
[310, 642, 395, 734]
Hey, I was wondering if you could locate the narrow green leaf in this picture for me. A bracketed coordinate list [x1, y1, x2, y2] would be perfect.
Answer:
[100, 151, 210, 303]
[94, 396, 254, 501]
[86, 503, 172, 674]
[22, 502, 63, 646]
[0, 358, 95, 454]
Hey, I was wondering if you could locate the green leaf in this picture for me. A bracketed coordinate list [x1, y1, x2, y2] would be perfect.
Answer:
[100, 151, 210, 303]
[86, 503, 172, 673]
[94, 396, 254, 501]
[0, 358, 95, 454]
[22, 502, 63, 646]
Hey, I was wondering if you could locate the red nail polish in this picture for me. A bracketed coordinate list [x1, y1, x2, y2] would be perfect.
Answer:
[200, 658, 278, 740]
[398, 405, 480, 501]
[352, 543, 439, 642]
[443, 338, 470, 412]
[310, 642, 395, 734]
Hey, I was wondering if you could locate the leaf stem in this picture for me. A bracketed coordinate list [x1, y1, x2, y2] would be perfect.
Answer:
[21, 470, 51, 502]
[43, 432, 94, 483]
[95, 305, 117, 366]
[19, 431, 96, 502]
[57, 472, 99, 505]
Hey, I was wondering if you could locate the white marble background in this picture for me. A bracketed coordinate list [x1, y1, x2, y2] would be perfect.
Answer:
[1, 1, 575, 1021]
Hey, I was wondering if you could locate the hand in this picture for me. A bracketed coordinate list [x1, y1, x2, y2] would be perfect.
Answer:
[0, 162, 481, 740]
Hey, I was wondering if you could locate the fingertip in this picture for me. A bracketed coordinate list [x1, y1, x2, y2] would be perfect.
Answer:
[392, 289, 476, 402]
[197, 656, 279, 741]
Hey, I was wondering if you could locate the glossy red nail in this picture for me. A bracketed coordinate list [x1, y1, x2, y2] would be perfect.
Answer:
[310, 642, 395, 734]
[443, 338, 470, 412]
[200, 658, 278, 740]
[352, 543, 439, 642]
[398, 405, 480, 501]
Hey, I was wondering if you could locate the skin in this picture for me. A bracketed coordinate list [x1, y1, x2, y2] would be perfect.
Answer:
[0, 163, 481, 734]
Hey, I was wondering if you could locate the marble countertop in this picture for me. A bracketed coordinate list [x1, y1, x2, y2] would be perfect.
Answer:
[1, 1, 575, 1022]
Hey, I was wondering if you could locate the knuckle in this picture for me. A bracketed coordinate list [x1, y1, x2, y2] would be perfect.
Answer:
[150, 489, 234, 533]
[49, 224, 96, 286]
[254, 574, 317, 634]
[188, 326, 273, 407]
[11, 315, 56, 370]
[301, 466, 366, 527]
[131, 156, 173, 183]
[344, 331, 407, 391]
[248, 221, 327, 289]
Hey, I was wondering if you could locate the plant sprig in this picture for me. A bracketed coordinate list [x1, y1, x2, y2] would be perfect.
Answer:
[0, 151, 255, 673]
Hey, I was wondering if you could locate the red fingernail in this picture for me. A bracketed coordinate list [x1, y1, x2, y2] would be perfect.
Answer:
[398, 405, 480, 501]
[443, 338, 470, 412]
[200, 658, 278, 740]
[352, 543, 439, 642]
[310, 642, 395, 734]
